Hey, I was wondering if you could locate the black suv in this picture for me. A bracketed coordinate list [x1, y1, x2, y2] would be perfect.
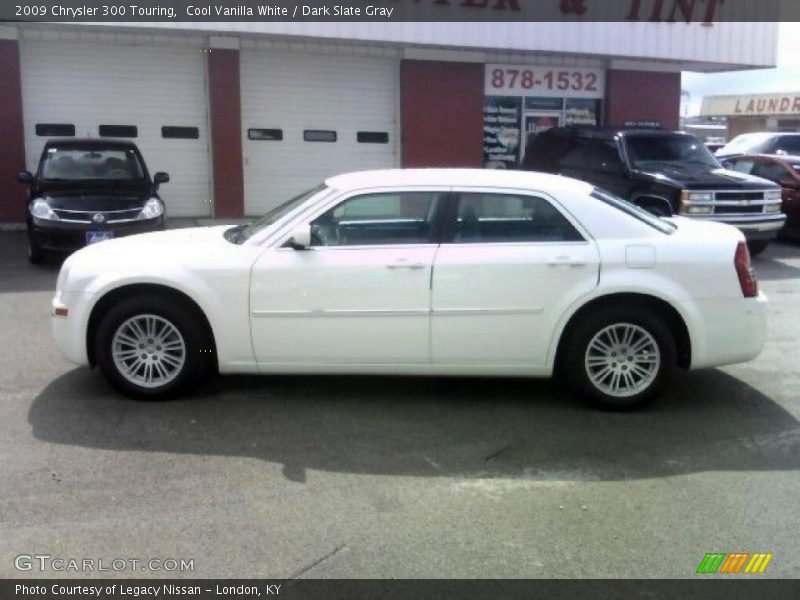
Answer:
[18, 139, 169, 264]
[521, 127, 785, 255]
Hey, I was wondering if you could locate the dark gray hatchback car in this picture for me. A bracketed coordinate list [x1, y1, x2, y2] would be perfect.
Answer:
[18, 139, 169, 264]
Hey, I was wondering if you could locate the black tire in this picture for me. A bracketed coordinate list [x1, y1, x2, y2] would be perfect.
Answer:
[746, 240, 769, 257]
[640, 202, 671, 217]
[27, 237, 44, 265]
[94, 294, 215, 400]
[561, 306, 677, 411]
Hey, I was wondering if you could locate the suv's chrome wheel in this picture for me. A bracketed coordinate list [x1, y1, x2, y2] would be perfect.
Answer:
[111, 314, 186, 388]
[584, 323, 660, 398]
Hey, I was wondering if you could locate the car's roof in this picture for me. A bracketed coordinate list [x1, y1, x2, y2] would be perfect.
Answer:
[325, 168, 595, 195]
[44, 138, 139, 149]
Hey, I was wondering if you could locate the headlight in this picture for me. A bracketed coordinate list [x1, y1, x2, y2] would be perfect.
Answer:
[764, 189, 782, 202]
[29, 198, 59, 221]
[681, 191, 714, 203]
[137, 198, 164, 220]
[685, 205, 713, 215]
[765, 203, 782, 213]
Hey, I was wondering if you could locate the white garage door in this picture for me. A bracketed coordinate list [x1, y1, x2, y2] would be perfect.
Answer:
[20, 39, 211, 217]
[241, 50, 399, 215]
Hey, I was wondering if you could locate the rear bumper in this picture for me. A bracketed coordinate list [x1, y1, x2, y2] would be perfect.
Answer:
[29, 217, 165, 254]
[689, 293, 768, 369]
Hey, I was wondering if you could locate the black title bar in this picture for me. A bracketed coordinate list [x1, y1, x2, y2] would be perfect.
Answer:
[1, 0, 795, 23]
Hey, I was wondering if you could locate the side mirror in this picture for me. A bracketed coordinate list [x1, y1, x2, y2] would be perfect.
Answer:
[780, 178, 799, 190]
[286, 224, 311, 250]
[153, 172, 170, 187]
[17, 171, 34, 185]
[721, 160, 734, 170]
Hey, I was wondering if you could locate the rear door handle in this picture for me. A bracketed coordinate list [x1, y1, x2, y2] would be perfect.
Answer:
[547, 255, 587, 267]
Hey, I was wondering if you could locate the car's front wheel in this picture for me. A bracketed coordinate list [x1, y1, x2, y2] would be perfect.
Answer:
[94, 295, 214, 399]
[562, 306, 677, 410]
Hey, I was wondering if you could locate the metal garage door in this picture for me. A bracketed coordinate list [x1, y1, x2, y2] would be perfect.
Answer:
[20, 38, 211, 217]
[241, 49, 399, 215]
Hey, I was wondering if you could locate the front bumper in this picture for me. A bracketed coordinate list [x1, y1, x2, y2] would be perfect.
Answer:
[29, 216, 165, 255]
[686, 214, 787, 241]
[52, 291, 92, 366]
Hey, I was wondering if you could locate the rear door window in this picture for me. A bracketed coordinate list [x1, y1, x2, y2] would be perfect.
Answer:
[448, 193, 584, 244]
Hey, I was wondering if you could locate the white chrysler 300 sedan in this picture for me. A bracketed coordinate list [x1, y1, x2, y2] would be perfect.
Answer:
[52, 169, 767, 410]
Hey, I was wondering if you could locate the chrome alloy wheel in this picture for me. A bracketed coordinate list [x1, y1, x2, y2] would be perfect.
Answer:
[111, 314, 186, 388]
[584, 323, 660, 398]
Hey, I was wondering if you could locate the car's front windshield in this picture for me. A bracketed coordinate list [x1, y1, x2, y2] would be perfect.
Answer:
[624, 134, 720, 170]
[40, 147, 146, 181]
[228, 184, 328, 244]
[720, 133, 771, 155]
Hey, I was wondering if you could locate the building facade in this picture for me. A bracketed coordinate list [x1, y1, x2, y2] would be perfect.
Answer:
[701, 92, 800, 140]
[0, 21, 779, 221]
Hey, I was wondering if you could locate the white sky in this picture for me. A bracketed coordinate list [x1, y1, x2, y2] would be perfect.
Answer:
[681, 22, 800, 115]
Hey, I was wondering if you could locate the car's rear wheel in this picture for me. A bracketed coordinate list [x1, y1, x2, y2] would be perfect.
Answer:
[746, 239, 769, 257]
[94, 295, 214, 399]
[562, 306, 676, 410]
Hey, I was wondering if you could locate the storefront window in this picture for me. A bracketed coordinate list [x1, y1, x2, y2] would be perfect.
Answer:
[483, 64, 605, 168]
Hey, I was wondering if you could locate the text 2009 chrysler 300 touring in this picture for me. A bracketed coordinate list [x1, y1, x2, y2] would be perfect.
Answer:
[51, 169, 768, 410]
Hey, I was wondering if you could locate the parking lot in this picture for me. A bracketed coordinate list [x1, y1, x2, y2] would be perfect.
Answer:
[1, 229, 799, 579]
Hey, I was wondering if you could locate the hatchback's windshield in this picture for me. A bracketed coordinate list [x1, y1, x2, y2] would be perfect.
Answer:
[624, 134, 720, 169]
[40, 147, 146, 181]
[231, 184, 328, 243]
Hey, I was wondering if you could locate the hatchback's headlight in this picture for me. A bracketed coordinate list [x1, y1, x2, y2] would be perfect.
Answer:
[29, 198, 59, 221]
[765, 189, 782, 202]
[137, 198, 164, 220]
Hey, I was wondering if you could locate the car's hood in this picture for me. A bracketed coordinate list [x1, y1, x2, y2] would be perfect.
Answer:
[74, 225, 235, 262]
[107, 224, 233, 247]
[636, 165, 776, 190]
[58, 226, 245, 293]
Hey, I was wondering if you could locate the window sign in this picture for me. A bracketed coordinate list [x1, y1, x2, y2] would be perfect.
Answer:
[565, 98, 603, 126]
[483, 96, 522, 169]
[524, 97, 564, 111]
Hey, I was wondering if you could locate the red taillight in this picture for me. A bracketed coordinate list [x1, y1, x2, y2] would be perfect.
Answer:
[734, 242, 758, 298]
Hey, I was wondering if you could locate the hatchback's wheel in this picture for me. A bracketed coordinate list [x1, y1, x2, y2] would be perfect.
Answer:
[27, 238, 44, 265]
[746, 239, 769, 257]
[95, 295, 214, 399]
[562, 306, 676, 410]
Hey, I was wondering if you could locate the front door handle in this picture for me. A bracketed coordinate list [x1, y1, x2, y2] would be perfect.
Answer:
[547, 256, 587, 267]
[386, 261, 426, 270]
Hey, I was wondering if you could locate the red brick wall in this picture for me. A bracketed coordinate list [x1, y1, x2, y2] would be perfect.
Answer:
[208, 49, 245, 218]
[0, 40, 27, 223]
[400, 60, 484, 167]
[604, 69, 681, 130]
